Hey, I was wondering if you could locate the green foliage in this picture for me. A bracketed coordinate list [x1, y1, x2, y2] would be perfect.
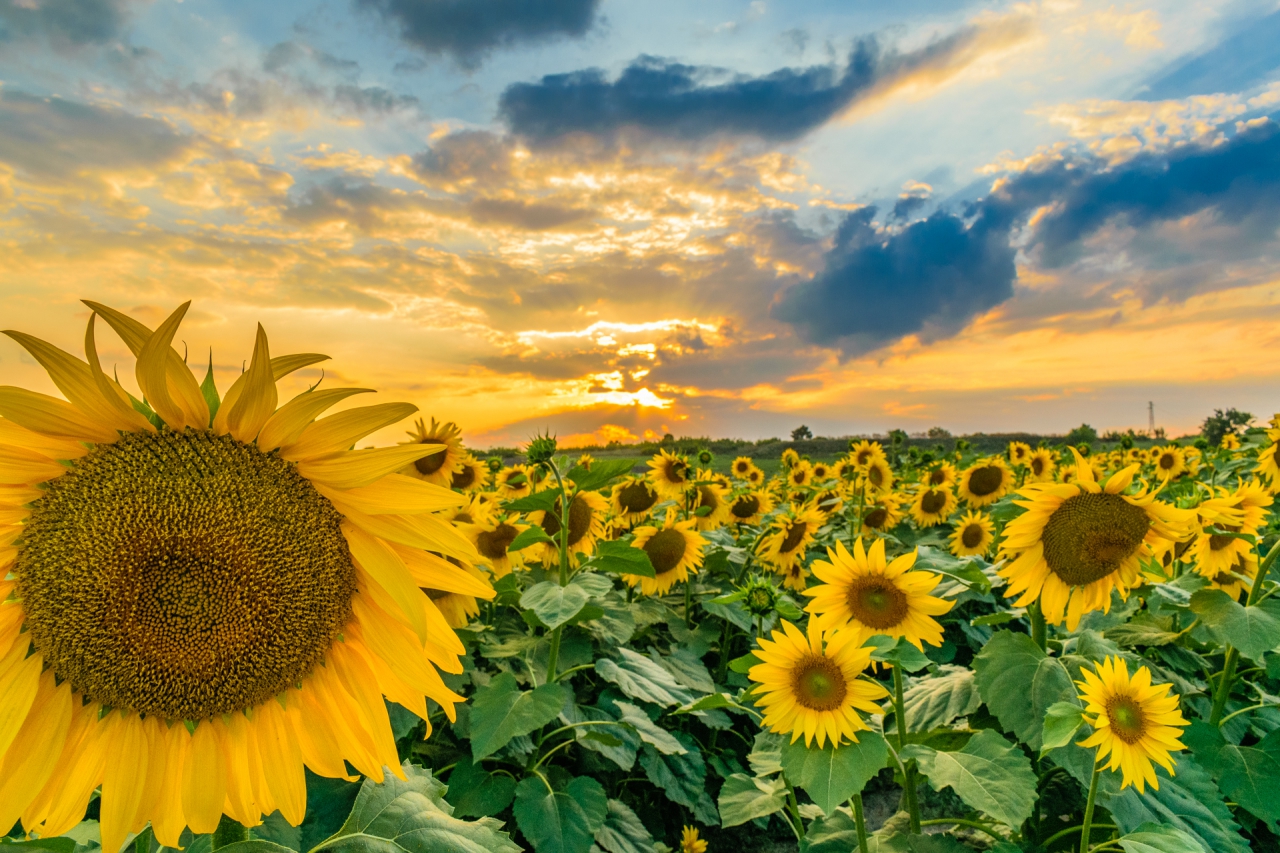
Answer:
[902, 729, 1038, 828]
[468, 673, 569, 761]
[779, 732, 889, 815]
[1201, 408, 1253, 445]
[973, 630, 1075, 750]
[511, 776, 607, 853]
[1189, 589, 1280, 663]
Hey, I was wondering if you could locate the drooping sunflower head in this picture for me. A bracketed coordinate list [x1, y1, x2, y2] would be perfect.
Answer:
[749, 619, 889, 748]
[1207, 554, 1256, 599]
[781, 561, 810, 591]
[1008, 441, 1032, 465]
[402, 417, 466, 486]
[622, 511, 705, 596]
[530, 486, 608, 565]
[692, 478, 733, 530]
[450, 452, 491, 493]
[1151, 446, 1186, 481]
[999, 451, 1192, 629]
[849, 440, 886, 471]
[1027, 448, 1056, 483]
[731, 455, 755, 478]
[496, 463, 534, 499]
[781, 447, 801, 468]
[861, 458, 894, 494]
[745, 465, 765, 487]
[465, 516, 534, 577]
[860, 492, 903, 536]
[788, 460, 813, 488]
[910, 486, 957, 527]
[728, 488, 774, 525]
[0, 303, 490, 849]
[648, 448, 691, 500]
[949, 510, 995, 558]
[611, 475, 659, 525]
[804, 538, 953, 649]
[920, 462, 957, 489]
[756, 506, 823, 572]
[958, 458, 1012, 507]
[1076, 656, 1188, 793]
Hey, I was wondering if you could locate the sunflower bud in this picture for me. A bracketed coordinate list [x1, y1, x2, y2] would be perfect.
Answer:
[487, 457, 503, 473]
[526, 432, 558, 466]
[742, 577, 780, 617]
[697, 448, 714, 465]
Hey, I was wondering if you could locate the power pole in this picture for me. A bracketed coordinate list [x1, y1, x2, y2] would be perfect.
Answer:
[1148, 401, 1155, 436]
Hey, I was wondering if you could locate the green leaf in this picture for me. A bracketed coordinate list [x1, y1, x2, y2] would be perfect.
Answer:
[1040, 702, 1086, 755]
[639, 734, 718, 824]
[588, 539, 656, 578]
[1100, 753, 1249, 853]
[654, 648, 716, 694]
[1117, 824, 1206, 853]
[444, 758, 517, 818]
[1184, 720, 1280, 830]
[318, 760, 520, 853]
[512, 775, 608, 853]
[1106, 612, 1181, 647]
[717, 773, 787, 828]
[972, 611, 1019, 627]
[520, 582, 590, 630]
[469, 672, 569, 761]
[903, 665, 981, 732]
[1189, 589, 1280, 662]
[301, 770, 362, 853]
[200, 354, 220, 424]
[566, 458, 639, 492]
[561, 703, 638, 771]
[210, 843, 295, 853]
[615, 701, 687, 755]
[503, 490, 559, 514]
[592, 799, 655, 853]
[508, 527, 555, 551]
[674, 693, 740, 715]
[867, 636, 931, 672]
[802, 814, 973, 853]
[748, 731, 785, 776]
[729, 652, 761, 674]
[0, 839, 76, 853]
[595, 648, 694, 707]
[779, 732, 889, 815]
[973, 630, 1075, 750]
[901, 729, 1038, 828]
[570, 573, 614, 598]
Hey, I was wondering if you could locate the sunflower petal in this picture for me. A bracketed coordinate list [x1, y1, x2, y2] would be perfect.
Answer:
[257, 388, 373, 452]
[283, 402, 418, 462]
[297, 445, 448, 490]
[0, 386, 115, 442]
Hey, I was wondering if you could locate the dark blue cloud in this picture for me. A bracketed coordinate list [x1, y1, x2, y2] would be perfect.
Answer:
[498, 23, 1019, 143]
[357, 0, 600, 69]
[0, 0, 137, 46]
[1143, 8, 1280, 100]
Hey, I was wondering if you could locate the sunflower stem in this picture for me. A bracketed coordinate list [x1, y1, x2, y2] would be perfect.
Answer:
[1030, 601, 1047, 652]
[1079, 762, 1102, 853]
[852, 794, 870, 853]
[545, 459, 572, 683]
[893, 664, 921, 833]
[783, 780, 807, 842]
[684, 579, 694, 628]
[212, 816, 248, 850]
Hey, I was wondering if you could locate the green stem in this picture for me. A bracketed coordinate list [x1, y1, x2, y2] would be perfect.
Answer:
[685, 578, 694, 628]
[531, 738, 575, 772]
[1079, 763, 1102, 853]
[893, 664, 921, 833]
[852, 794, 869, 853]
[1218, 702, 1280, 726]
[783, 780, 807, 842]
[1042, 824, 1118, 850]
[545, 626, 563, 686]
[551, 663, 594, 682]
[1030, 601, 1047, 652]
[212, 816, 248, 851]
[919, 819, 1005, 841]
[545, 461, 571, 683]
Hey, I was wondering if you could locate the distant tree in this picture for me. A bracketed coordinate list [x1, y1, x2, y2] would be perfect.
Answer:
[927, 426, 952, 439]
[1065, 424, 1098, 446]
[791, 425, 813, 441]
[662, 433, 674, 443]
[1201, 408, 1253, 446]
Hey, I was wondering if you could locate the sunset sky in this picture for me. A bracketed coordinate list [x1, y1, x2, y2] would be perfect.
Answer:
[2, 0, 1279, 448]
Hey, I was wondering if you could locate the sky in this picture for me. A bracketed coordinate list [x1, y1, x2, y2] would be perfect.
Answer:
[1, 0, 1279, 448]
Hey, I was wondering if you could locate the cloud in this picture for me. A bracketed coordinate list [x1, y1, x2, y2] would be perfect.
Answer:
[498, 18, 1031, 144]
[357, 0, 601, 69]
[0, 0, 141, 47]
[1143, 7, 1280, 100]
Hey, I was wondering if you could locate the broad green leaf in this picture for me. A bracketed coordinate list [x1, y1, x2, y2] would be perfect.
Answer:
[560, 703, 638, 771]
[595, 648, 694, 707]
[1106, 613, 1181, 647]
[507, 527, 555, 551]
[903, 666, 981, 732]
[749, 731, 785, 776]
[444, 758, 517, 819]
[867, 635, 931, 672]
[592, 799, 655, 853]
[973, 630, 1074, 749]
[901, 729, 1037, 828]
[469, 672, 569, 761]
[780, 732, 889, 815]
[0, 839, 76, 853]
[615, 701, 686, 755]
[717, 773, 787, 828]
[502, 489, 559, 514]
[301, 771, 362, 853]
[1189, 589, 1280, 662]
[729, 652, 761, 673]
[1040, 702, 1086, 755]
[1100, 753, 1249, 853]
[1184, 720, 1280, 829]
[520, 582, 590, 630]
[803, 815, 970, 853]
[799, 811, 860, 853]
[654, 648, 716, 694]
[581, 599, 637, 646]
[972, 611, 1018, 627]
[570, 573, 614, 598]
[566, 458, 639, 492]
[209, 843, 294, 853]
[588, 539, 656, 578]
[512, 775, 608, 853]
[318, 761, 520, 853]
[1118, 823, 1209, 853]
[638, 735, 719, 825]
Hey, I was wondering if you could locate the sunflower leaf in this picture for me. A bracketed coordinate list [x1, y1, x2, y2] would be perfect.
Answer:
[502, 490, 559, 514]
[520, 582, 590, 631]
[1189, 589, 1280, 663]
[639, 736, 719, 823]
[507, 526, 554, 551]
[469, 672, 570, 762]
[615, 700, 687, 755]
[901, 729, 1038, 828]
[1183, 720, 1280, 831]
[512, 775, 608, 853]
[1117, 824, 1206, 853]
[973, 630, 1075, 750]
[443, 758, 517, 819]
[779, 732, 889, 815]
[568, 459, 640, 493]
[867, 636, 931, 673]
[716, 773, 787, 828]
[587, 539, 656, 578]
[595, 648, 694, 707]
[1040, 702, 1086, 756]
[903, 665, 982, 732]
[592, 799, 656, 853]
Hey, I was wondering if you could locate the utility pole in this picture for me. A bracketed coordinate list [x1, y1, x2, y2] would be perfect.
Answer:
[1148, 401, 1155, 436]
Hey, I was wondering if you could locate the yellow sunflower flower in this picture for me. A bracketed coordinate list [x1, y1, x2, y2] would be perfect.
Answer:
[1252, 426, 1280, 490]
[781, 561, 810, 592]
[423, 560, 491, 628]
[1151, 446, 1186, 482]
[728, 489, 774, 525]
[958, 458, 1013, 507]
[648, 448, 692, 500]
[745, 465, 766, 488]
[681, 826, 708, 853]
[450, 452, 490, 493]
[1221, 433, 1241, 450]
[495, 464, 534, 500]
[1027, 449, 1056, 483]
[757, 506, 824, 572]
[1186, 480, 1273, 578]
[811, 461, 834, 482]
[812, 486, 847, 522]
[0, 303, 492, 852]
[749, 619, 889, 748]
[731, 455, 755, 479]
[910, 485, 957, 527]
[861, 458, 894, 495]
[949, 511, 995, 558]
[444, 493, 494, 527]
[804, 538, 952, 649]
[860, 493, 904, 536]
[849, 440, 887, 470]
[402, 417, 466, 487]
[462, 516, 536, 577]
[999, 450, 1191, 630]
[788, 460, 814, 489]
[577, 452, 595, 470]
[528, 487, 608, 567]
[782, 448, 801, 468]
[611, 475, 659, 526]
[691, 474, 733, 531]
[622, 511, 705, 596]
[1076, 656, 1189, 793]
[1008, 441, 1032, 466]
[920, 462, 957, 490]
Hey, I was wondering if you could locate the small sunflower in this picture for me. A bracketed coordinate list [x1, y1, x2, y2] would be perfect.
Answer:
[781, 448, 801, 468]
[757, 506, 824, 572]
[999, 451, 1191, 630]
[1008, 441, 1032, 466]
[1207, 554, 1256, 600]
[910, 486, 957, 527]
[402, 417, 466, 487]
[811, 461, 834, 482]
[444, 493, 494, 527]
[1151, 446, 1186, 482]
[782, 561, 810, 592]
[850, 440, 887, 470]
[1252, 427, 1280, 489]
[728, 489, 774, 525]
[1027, 449, 1056, 483]
[680, 826, 708, 853]
[577, 452, 595, 470]
[1076, 657, 1189, 793]
[949, 511, 995, 558]
[691, 475, 733, 531]
[495, 464, 534, 500]
[450, 452, 491, 493]
[861, 458, 894, 495]
[623, 511, 705, 596]
[920, 462, 957, 490]
[749, 619, 889, 748]
[731, 455, 755, 479]
[463, 516, 535, 577]
[528, 487, 608, 566]
[1221, 433, 1241, 450]
[958, 458, 1013, 507]
[804, 539, 952, 649]
[812, 487, 846, 521]
[1186, 481, 1273, 578]
[860, 493, 904, 536]
[648, 448, 692, 500]
[611, 475, 659, 525]
[788, 460, 814, 489]
[423, 559, 491, 628]
[745, 465, 766, 488]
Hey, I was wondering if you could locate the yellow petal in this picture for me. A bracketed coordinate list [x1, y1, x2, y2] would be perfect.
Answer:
[1, 330, 138, 435]
[217, 714, 263, 827]
[328, 641, 402, 778]
[182, 720, 228, 835]
[136, 302, 209, 431]
[297, 444, 451, 490]
[0, 417, 90, 461]
[0, 639, 43, 761]
[285, 690, 350, 780]
[216, 324, 277, 443]
[0, 386, 115, 442]
[256, 388, 373, 453]
[0, 673, 73, 837]
[0, 443, 65, 485]
[315, 473, 464, 515]
[340, 506, 478, 563]
[282, 402, 418, 462]
[343, 522, 430, 642]
[393, 544, 495, 598]
[152, 721, 191, 847]
[85, 315, 154, 433]
[21, 699, 103, 838]
[252, 699, 306, 826]
[269, 353, 329, 381]
[99, 712, 150, 853]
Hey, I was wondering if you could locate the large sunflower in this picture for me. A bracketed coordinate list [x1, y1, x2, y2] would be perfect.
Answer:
[647, 448, 691, 500]
[402, 417, 466, 487]
[622, 511, 705, 596]
[1076, 657, 1188, 793]
[861, 458, 894, 495]
[909, 486, 957, 527]
[462, 516, 535, 577]
[424, 560, 491, 628]
[0, 303, 493, 852]
[788, 460, 814, 490]
[920, 462, 957, 490]
[804, 539, 952, 649]
[757, 506, 824, 572]
[611, 475, 659, 525]
[958, 458, 1013, 507]
[749, 619, 889, 748]
[1252, 426, 1280, 489]
[949, 510, 995, 558]
[999, 451, 1190, 629]
[1186, 480, 1273, 578]
[528, 487, 608, 567]
[495, 464, 534, 500]
[728, 489, 774, 525]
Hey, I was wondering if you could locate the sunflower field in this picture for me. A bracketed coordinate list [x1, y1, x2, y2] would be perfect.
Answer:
[4, 304, 1280, 853]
